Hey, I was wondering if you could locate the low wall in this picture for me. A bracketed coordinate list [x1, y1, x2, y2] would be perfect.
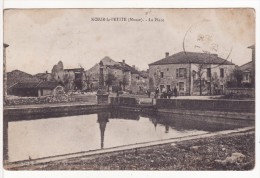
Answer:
[110, 97, 138, 106]
[4, 104, 110, 120]
[5, 94, 97, 106]
[226, 88, 255, 98]
[156, 99, 255, 113]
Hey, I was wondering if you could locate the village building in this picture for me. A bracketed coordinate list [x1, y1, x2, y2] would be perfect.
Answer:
[8, 81, 62, 97]
[7, 70, 40, 91]
[87, 56, 148, 93]
[240, 45, 255, 86]
[64, 68, 85, 90]
[7, 70, 63, 97]
[34, 72, 52, 82]
[148, 51, 235, 96]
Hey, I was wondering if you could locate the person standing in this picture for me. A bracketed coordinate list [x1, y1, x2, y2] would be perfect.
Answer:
[173, 86, 178, 97]
[167, 88, 172, 99]
[155, 87, 159, 98]
[162, 87, 167, 98]
[146, 89, 151, 98]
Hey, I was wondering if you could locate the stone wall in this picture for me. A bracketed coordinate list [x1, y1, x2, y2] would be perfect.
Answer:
[156, 99, 255, 113]
[5, 94, 97, 106]
[226, 88, 255, 98]
[4, 104, 110, 120]
[149, 63, 190, 95]
[5, 94, 75, 106]
[149, 63, 234, 95]
[110, 97, 137, 106]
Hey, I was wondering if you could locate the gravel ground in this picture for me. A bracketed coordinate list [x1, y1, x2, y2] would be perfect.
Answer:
[9, 132, 255, 171]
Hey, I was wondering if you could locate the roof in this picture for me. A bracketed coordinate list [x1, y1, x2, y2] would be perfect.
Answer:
[10, 82, 39, 89]
[118, 62, 140, 74]
[64, 68, 84, 72]
[240, 61, 253, 72]
[7, 70, 40, 88]
[106, 63, 140, 75]
[139, 70, 149, 78]
[248, 45, 255, 49]
[9, 81, 60, 90]
[106, 64, 124, 70]
[149, 51, 235, 66]
[37, 81, 60, 89]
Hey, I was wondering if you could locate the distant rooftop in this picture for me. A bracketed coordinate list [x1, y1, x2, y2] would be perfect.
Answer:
[149, 51, 234, 66]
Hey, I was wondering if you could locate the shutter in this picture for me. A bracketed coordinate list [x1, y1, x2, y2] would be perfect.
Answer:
[184, 68, 187, 78]
[176, 69, 179, 78]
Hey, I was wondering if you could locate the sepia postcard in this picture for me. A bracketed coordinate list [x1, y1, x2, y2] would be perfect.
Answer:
[1, 7, 257, 177]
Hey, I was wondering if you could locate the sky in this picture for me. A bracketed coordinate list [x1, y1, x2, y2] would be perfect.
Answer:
[4, 8, 255, 74]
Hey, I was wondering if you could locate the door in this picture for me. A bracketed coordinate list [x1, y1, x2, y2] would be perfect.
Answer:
[167, 85, 171, 92]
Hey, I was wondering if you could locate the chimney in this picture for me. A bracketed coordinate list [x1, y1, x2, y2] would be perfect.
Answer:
[132, 65, 135, 69]
[122, 59, 125, 66]
[165, 52, 169, 58]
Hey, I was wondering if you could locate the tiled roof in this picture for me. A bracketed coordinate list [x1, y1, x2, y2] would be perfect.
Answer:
[118, 62, 140, 74]
[7, 70, 40, 88]
[9, 81, 60, 90]
[240, 61, 253, 72]
[139, 70, 149, 78]
[149, 51, 234, 66]
[34, 73, 49, 78]
[107, 63, 140, 75]
[37, 81, 60, 89]
[10, 82, 40, 89]
[64, 68, 84, 72]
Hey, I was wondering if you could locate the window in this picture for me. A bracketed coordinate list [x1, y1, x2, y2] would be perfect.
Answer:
[207, 68, 211, 78]
[179, 68, 186, 77]
[220, 68, 224, 78]
[167, 68, 169, 71]
[179, 82, 184, 91]
[136, 76, 140, 80]
[160, 72, 164, 78]
[176, 68, 187, 78]
[245, 73, 249, 81]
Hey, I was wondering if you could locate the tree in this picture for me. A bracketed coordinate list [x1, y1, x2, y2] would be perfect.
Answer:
[121, 75, 129, 91]
[105, 72, 116, 92]
[149, 77, 154, 91]
[196, 64, 206, 95]
[81, 71, 92, 91]
[228, 67, 243, 87]
[63, 71, 75, 91]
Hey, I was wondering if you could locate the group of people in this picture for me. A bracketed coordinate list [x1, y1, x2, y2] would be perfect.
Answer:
[146, 86, 178, 99]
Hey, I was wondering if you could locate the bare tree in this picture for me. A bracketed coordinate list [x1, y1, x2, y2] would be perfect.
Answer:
[105, 72, 116, 92]
[227, 67, 243, 88]
[121, 75, 129, 91]
[196, 64, 206, 95]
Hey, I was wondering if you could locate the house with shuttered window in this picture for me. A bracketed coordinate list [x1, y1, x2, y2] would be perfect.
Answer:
[148, 51, 235, 95]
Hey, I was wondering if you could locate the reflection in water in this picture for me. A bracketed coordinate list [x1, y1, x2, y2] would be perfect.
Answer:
[150, 117, 158, 131]
[3, 110, 252, 162]
[165, 125, 169, 133]
[97, 113, 109, 149]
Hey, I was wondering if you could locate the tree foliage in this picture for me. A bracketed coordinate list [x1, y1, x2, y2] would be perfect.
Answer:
[227, 67, 243, 88]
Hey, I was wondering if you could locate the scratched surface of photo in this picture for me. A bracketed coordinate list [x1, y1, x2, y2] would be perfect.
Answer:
[3, 9, 255, 170]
